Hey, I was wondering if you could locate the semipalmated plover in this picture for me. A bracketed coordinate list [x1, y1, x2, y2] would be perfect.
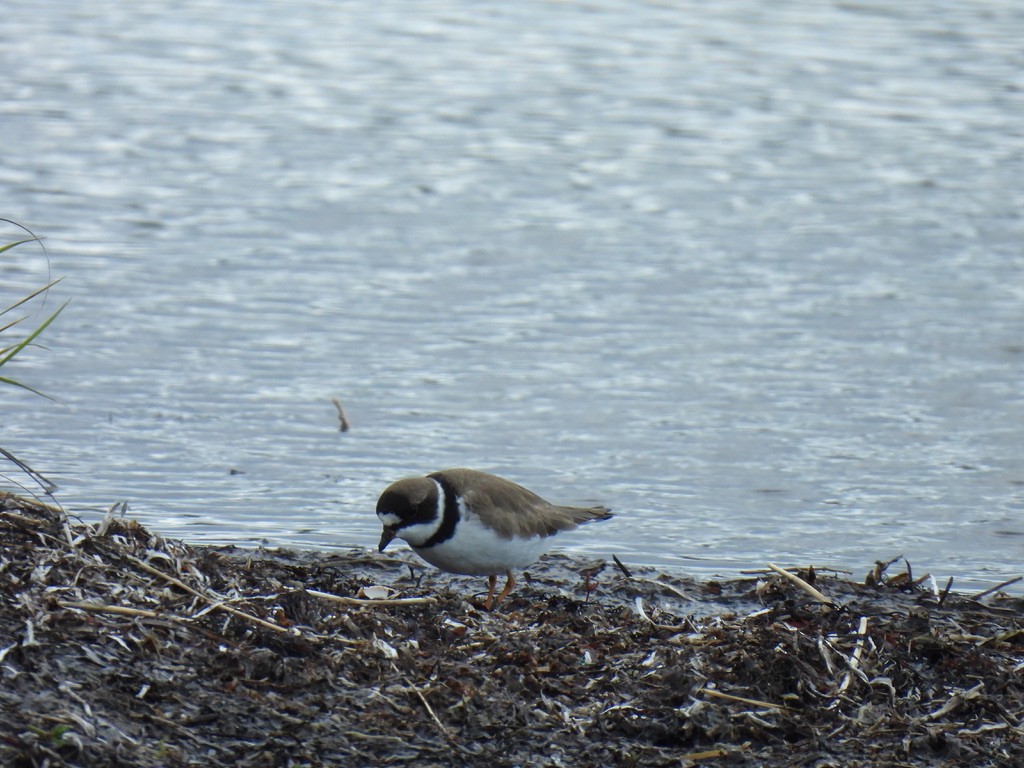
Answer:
[376, 468, 613, 608]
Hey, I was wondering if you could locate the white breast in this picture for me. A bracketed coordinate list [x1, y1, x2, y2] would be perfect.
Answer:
[413, 515, 552, 576]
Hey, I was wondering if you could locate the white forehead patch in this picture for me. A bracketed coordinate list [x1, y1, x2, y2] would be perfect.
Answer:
[377, 511, 402, 527]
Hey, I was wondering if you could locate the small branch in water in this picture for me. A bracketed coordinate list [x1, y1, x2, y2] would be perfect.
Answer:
[332, 398, 351, 432]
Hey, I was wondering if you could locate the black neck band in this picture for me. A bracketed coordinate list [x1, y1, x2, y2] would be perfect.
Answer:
[421, 475, 459, 548]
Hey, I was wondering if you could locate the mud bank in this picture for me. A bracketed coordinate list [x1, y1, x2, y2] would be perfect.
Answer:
[2, 493, 1022, 767]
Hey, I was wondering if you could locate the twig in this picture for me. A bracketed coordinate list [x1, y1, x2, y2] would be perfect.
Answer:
[612, 554, 632, 578]
[125, 554, 297, 635]
[0, 509, 47, 528]
[972, 576, 1023, 601]
[332, 398, 351, 432]
[307, 589, 437, 606]
[767, 562, 836, 607]
[0, 446, 58, 494]
[741, 565, 852, 577]
[679, 748, 730, 761]
[700, 687, 786, 711]
[837, 616, 870, 694]
[865, 554, 903, 585]
[938, 576, 955, 606]
[343, 731, 413, 746]
[393, 668, 481, 755]
[923, 682, 984, 721]
[632, 597, 692, 632]
[398, 669, 465, 747]
[817, 635, 838, 676]
[634, 576, 692, 601]
[95, 500, 128, 537]
[410, 681, 449, 738]
[56, 600, 159, 619]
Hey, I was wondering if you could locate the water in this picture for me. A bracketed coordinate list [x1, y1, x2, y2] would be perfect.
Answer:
[2, 1, 1023, 593]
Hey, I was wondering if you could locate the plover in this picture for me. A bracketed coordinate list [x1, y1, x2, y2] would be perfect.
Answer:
[376, 468, 612, 608]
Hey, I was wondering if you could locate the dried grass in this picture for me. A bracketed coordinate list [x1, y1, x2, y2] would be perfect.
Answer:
[2, 492, 1023, 767]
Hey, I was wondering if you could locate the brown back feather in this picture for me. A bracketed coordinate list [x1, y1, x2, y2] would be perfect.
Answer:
[430, 468, 613, 540]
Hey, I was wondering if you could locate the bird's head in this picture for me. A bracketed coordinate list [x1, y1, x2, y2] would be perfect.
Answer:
[375, 477, 441, 550]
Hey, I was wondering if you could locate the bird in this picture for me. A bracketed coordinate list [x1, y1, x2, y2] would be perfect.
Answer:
[376, 468, 613, 609]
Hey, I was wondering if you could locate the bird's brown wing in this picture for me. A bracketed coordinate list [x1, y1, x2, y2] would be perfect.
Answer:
[434, 468, 612, 540]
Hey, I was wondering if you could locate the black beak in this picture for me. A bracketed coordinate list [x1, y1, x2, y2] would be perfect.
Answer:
[378, 526, 397, 552]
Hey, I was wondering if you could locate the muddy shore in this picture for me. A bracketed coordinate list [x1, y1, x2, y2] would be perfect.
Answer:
[2, 492, 1022, 767]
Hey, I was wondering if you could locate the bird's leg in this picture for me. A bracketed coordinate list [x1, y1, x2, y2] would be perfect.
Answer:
[483, 574, 498, 610]
[493, 571, 516, 607]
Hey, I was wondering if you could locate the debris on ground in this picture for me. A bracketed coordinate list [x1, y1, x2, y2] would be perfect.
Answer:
[2, 492, 1023, 767]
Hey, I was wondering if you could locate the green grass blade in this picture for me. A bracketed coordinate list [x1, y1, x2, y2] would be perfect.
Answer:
[0, 374, 59, 401]
[0, 300, 69, 368]
[0, 277, 65, 318]
[0, 316, 27, 335]
[0, 237, 39, 255]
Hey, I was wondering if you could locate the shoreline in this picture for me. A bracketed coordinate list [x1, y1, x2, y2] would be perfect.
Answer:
[3, 492, 1023, 767]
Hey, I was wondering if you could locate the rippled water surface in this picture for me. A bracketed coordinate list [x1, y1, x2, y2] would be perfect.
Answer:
[3, 1, 1023, 592]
